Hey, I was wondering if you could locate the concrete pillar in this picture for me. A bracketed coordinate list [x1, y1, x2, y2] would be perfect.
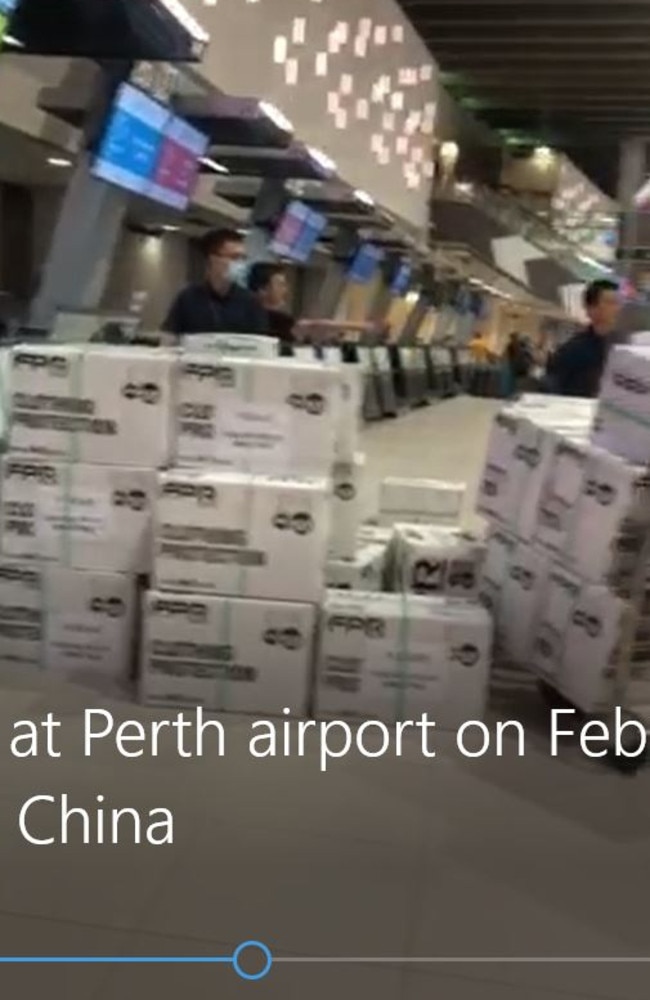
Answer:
[617, 138, 650, 269]
[618, 137, 648, 207]
[29, 156, 128, 329]
[29, 64, 133, 331]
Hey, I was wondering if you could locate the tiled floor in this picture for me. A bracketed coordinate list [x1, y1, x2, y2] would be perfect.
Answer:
[1, 398, 650, 1000]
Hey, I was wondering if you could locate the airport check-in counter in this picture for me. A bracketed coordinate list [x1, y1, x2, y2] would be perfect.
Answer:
[398, 345, 429, 408]
[370, 344, 398, 417]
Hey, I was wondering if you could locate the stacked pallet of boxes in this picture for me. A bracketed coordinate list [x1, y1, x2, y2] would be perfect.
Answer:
[0, 344, 174, 687]
[141, 351, 355, 715]
[476, 384, 650, 714]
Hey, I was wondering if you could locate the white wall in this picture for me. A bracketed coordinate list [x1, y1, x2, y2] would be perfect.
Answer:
[184, 0, 437, 232]
[101, 229, 191, 329]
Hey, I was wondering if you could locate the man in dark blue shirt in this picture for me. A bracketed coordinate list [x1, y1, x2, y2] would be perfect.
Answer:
[163, 228, 269, 336]
[546, 279, 620, 397]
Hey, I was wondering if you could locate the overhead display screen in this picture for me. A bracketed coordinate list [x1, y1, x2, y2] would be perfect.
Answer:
[348, 243, 384, 285]
[391, 261, 412, 297]
[92, 84, 168, 197]
[92, 83, 208, 212]
[149, 116, 209, 210]
[270, 201, 327, 263]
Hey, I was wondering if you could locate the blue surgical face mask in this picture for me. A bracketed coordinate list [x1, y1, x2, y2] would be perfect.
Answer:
[228, 260, 249, 287]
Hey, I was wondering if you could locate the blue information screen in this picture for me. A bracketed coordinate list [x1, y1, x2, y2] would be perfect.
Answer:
[270, 201, 326, 263]
[391, 261, 412, 297]
[92, 84, 170, 197]
[291, 210, 327, 263]
[348, 243, 384, 285]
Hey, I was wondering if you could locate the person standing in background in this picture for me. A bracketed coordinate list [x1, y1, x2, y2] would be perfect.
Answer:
[247, 262, 296, 352]
[545, 279, 620, 397]
[468, 329, 491, 364]
[505, 332, 533, 396]
[163, 229, 269, 337]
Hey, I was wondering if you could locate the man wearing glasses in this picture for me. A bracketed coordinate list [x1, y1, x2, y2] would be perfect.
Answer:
[163, 229, 269, 336]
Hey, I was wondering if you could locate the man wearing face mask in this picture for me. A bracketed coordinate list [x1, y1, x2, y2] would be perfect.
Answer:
[163, 228, 269, 336]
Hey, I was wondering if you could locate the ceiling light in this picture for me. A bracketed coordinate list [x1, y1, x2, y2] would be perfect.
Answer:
[159, 0, 210, 43]
[533, 145, 554, 166]
[353, 189, 374, 207]
[161, 225, 180, 233]
[199, 156, 229, 174]
[47, 156, 73, 168]
[2, 34, 24, 48]
[440, 141, 459, 166]
[307, 146, 337, 174]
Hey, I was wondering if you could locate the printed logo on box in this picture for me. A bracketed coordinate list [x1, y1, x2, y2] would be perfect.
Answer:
[13, 352, 69, 376]
[509, 565, 535, 591]
[0, 565, 41, 586]
[571, 609, 603, 638]
[161, 481, 217, 505]
[328, 614, 386, 638]
[150, 597, 209, 623]
[450, 643, 481, 668]
[89, 596, 127, 618]
[514, 443, 541, 468]
[412, 559, 446, 593]
[182, 362, 235, 385]
[112, 489, 149, 511]
[5, 461, 58, 484]
[612, 372, 650, 395]
[334, 482, 357, 501]
[263, 627, 305, 651]
[121, 381, 161, 404]
[286, 392, 326, 415]
[583, 479, 617, 507]
[273, 511, 314, 535]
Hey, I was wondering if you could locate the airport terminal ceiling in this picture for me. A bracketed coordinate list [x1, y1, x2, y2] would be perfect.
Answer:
[398, 0, 650, 197]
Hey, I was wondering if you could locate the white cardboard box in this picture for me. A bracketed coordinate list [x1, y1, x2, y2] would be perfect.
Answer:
[174, 354, 341, 474]
[379, 477, 466, 527]
[478, 527, 517, 623]
[476, 409, 592, 540]
[329, 453, 365, 560]
[0, 561, 136, 682]
[140, 590, 316, 714]
[9, 344, 175, 467]
[326, 543, 387, 592]
[153, 469, 330, 602]
[392, 523, 485, 598]
[498, 541, 549, 664]
[593, 345, 650, 463]
[533, 440, 650, 584]
[529, 566, 628, 712]
[315, 591, 493, 728]
[0, 457, 156, 574]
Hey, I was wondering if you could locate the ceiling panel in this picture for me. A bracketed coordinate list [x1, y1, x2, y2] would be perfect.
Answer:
[398, 0, 650, 194]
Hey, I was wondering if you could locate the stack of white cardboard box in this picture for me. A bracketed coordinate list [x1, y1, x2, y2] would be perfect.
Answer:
[142, 351, 346, 716]
[317, 474, 493, 729]
[0, 343, 174, 684]
[0, 338, 494, 727]
[476, 374, 650, 714]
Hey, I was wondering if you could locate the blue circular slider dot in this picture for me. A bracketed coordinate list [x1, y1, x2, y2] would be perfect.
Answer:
[232, 941, 273, 981]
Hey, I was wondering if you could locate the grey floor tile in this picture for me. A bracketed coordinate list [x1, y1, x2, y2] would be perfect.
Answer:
[138, 822, 418, 956]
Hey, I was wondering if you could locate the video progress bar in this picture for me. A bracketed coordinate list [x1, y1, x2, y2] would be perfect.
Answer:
[3, 950, 649, 981]
[0, 941, 272, 982]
